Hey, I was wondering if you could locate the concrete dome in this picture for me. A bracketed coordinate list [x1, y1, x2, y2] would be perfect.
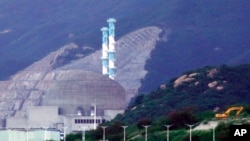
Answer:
[40, 70, 126, 115]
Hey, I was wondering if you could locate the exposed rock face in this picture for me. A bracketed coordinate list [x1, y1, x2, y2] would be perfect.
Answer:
[59, 26, 162, 100]
[0, 70, 126, 126]
[0, 26, 163, 127]
[174, 74, 196, 88]
[24, 43, 94, 71]
[208, 81, 218, 88]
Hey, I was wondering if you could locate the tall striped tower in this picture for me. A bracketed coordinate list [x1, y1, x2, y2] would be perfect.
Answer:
[101, 27, 109, 76]
[107, 18, 116, 80]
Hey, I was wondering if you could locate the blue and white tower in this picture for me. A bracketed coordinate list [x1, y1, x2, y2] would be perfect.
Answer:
[101, 27, 109, 76]
[107, 18, 116, 80]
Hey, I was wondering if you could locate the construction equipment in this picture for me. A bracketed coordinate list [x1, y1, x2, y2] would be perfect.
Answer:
[215, 106, 244, 119]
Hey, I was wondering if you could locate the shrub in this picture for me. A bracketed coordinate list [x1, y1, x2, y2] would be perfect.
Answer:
[167, 108, 198, 129]
[215, 122, 230, 141]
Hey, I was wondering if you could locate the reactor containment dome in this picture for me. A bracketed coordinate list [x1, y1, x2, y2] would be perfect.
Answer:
[40, 70, 127, 115]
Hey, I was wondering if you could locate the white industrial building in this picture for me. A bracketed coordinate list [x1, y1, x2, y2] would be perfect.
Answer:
[6, 105, 123, 133]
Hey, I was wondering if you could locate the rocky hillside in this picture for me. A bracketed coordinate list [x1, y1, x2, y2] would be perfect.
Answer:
[59, 26, 163, 100]
[115, 63, 250, 124]
[0, 26, 162, 127]
[0, 69, 127, 127]
[0, 0, 167, 79]
[1, 0, 250, 95]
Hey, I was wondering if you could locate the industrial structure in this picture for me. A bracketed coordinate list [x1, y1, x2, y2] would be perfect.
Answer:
[101, 27, 109, 76]
[6, 106, 108, 134]
[0, 18, 127, 140]
[101, 18, 117, 80]
[215, 106, 244, 119]
[0, 69, 126, 139]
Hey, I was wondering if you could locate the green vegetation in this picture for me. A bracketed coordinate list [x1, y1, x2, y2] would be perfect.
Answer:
[74, 63, 250, 141]
[138, 0, 250, 92]
[66, 133, 82, 141]
[80, 112, 250, 141]
[69, 119, 250, 141]
[118, 64, 250, 124]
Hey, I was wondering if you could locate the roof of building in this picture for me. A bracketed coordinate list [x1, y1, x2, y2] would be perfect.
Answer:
[41, 70, 126, 115]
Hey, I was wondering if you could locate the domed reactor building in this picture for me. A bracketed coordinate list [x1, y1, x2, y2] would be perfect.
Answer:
[5, 70, 126, 133]
[2, 18, 127, 134]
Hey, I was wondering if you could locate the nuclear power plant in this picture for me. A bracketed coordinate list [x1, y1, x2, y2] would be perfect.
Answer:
[101, 18, 117, 80]
[0, 18, 127, 140]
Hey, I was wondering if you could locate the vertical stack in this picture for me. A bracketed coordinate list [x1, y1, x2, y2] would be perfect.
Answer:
[101, 18, 117, 80]
[101, 27, 109, 76]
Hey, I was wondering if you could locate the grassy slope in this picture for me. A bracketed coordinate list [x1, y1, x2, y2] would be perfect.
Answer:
[116, 64, 250, 124]
[67, 63, 250, 140]
[79, 63, 250, 140]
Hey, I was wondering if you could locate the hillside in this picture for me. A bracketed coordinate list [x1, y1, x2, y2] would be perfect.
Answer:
[139, 0, 250, 92]
[58, 26, 162, 99]
[80, 63, 250, 141]
[0, 0, 158, 79]
[115, 63, 250, 124]
[0, 0, 250, 94]
[0, 26, 161, 126]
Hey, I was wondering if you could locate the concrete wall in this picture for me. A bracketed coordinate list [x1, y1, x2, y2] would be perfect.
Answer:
[28, 106, 58, 120]
[27, 106, 60, 128]
[6, 117, 27, 128]
[7, 106, 62, 129]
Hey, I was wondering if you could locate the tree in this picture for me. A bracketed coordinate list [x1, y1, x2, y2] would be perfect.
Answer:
[66, 133, 81, 141]
[137, 117, 152, 130]
[167, 108, 197, 129]
[106, 122, 123, 141]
